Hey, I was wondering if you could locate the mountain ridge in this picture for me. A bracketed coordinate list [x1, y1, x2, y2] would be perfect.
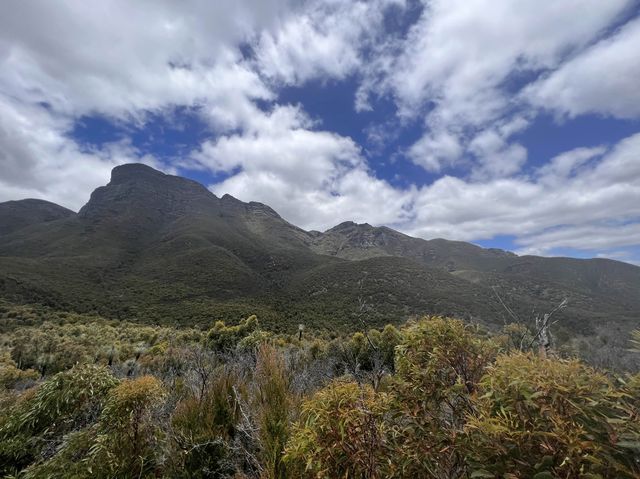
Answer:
[0, 163, 638, 340]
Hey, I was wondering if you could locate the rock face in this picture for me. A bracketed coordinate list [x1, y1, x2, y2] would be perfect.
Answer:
[79, 163, 216, 222]
[0, 199, 74, 236]
[0, 163, 639, 336]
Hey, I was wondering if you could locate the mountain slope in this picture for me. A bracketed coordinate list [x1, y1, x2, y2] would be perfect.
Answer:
[0, 199, 74, 236]
[311, 221, 640, 319]
[0, 163, 638, 337]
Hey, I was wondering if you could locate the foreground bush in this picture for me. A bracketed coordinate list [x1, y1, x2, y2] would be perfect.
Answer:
[285, 380, 391, 478]
[467, 353, 640, 478]
[0, 364, 118, 476]
[285, 317, 640, 478]
[2, 315, 640, 478]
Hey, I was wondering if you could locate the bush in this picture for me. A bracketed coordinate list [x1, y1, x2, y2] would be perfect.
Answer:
[171, 369, 242, 478]
[0, 364, 118, 476]
[206, 315, 259, 352]
[466, 353, 640, 478]
[87, 375, 166, 477]
[255, 344, 293, 479]
[389, 316, 498, 477]
[285, 380, 391, 478]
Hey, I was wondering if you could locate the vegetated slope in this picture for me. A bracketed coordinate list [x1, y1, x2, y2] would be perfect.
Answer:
[0, 199, 74, 236]
[0, 164, 330, 327]
[0, 163, 638, 337]
[310, 219, 640, 328]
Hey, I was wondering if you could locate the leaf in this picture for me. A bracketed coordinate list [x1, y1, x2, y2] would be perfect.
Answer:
[470, 470, 495, 478]
[616, 440, 640, 450]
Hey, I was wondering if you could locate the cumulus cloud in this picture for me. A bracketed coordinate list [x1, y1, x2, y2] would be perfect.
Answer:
[0, 0, 289, 206]
[254, 0, 404, 86]
[407, 129, 463, 172]
[0, 95, 160, 209]
[0, 0, 288, 118]
[525, 17, 640, 119]
[191, 103, 415, 230]
[359, 0, 633, 176]
[403, 133, 640, 257]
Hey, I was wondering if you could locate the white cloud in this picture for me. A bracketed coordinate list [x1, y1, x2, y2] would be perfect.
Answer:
[516, 223, 640, 255]
[191, 103, 415, 230]
[526, 17, 640, 119]
[407, 129, 463, 172]
[254, 0, 404, 86]
[0, 0, 288, 208]
[359, 0, 633, 176]
[0, 95, 161, 210]
[403, 133, 640, 257]
[536, 146, 606, 186]
[378, 0, 631, 115]
[0, 0, 288, 118]
[468, 129, 527, 179]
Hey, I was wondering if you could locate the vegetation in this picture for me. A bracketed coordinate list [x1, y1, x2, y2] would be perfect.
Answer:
[2, 170, 640, 365]
[1, 304, 639, 478]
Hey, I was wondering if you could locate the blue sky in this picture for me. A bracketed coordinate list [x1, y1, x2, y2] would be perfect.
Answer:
[1, 0, 640, 264]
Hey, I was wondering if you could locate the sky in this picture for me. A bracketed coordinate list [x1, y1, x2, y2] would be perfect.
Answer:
[1, 0, 640, 264]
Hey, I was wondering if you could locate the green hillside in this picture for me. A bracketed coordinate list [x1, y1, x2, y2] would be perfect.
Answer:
[0, 164, 638, 345]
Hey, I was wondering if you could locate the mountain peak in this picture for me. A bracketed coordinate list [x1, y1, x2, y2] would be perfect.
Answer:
[326, 221, 356, 232]
[0, 199, 75, 236]
[110, 163, 166, 185]
[79, 163, 214, 222]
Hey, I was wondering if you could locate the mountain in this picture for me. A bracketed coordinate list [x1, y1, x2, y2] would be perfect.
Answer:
[0, 199, 74, 236]
[310, 219, 640, 316]
[0, 163, 638, 340]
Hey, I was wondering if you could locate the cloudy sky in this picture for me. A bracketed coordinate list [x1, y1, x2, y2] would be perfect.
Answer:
[1, 0, 639, 263]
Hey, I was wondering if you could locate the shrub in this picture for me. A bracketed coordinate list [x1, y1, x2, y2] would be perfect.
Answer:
[466, 353, 640, 478]
[285, 380, 391, 478]
[207, 315, 259, 352]
[389, 316, 498, 477]
[0, 364, 118, 476]
[255, 344, 293, 479]
[171, 369, 242, 478]
[87, 375, 167, 477]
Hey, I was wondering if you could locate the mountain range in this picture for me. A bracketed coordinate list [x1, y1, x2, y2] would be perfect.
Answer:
[1, 163, 639, 340]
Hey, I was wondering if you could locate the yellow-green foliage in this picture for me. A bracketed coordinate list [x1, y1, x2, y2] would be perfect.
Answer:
[206, 314, 259, 352]
[7, 317, 198, 375]
[2, 314, 640, 478]
[171, 368, 242, 478]
[0, 364, 118, 476]
[17, 375, 167, 479]
[0, 353, 38, 389]
[388, 317, 498, 476]
[255, 344, 294, 479]
[285, 317, 640, 478]
[467, 353, 640, 478]
[88, 375, 167, 478]
[285, 380, 391, 479]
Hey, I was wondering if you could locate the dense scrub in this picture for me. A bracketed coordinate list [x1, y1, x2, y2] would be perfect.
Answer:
[1, 306, 639, 478]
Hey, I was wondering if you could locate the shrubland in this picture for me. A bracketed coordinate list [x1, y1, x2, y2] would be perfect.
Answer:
[1, 302, 639, 478]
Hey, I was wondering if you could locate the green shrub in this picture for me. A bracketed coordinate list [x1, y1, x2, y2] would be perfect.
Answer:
[466, 353, 640, 478]
[285, 380, 391, 479]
